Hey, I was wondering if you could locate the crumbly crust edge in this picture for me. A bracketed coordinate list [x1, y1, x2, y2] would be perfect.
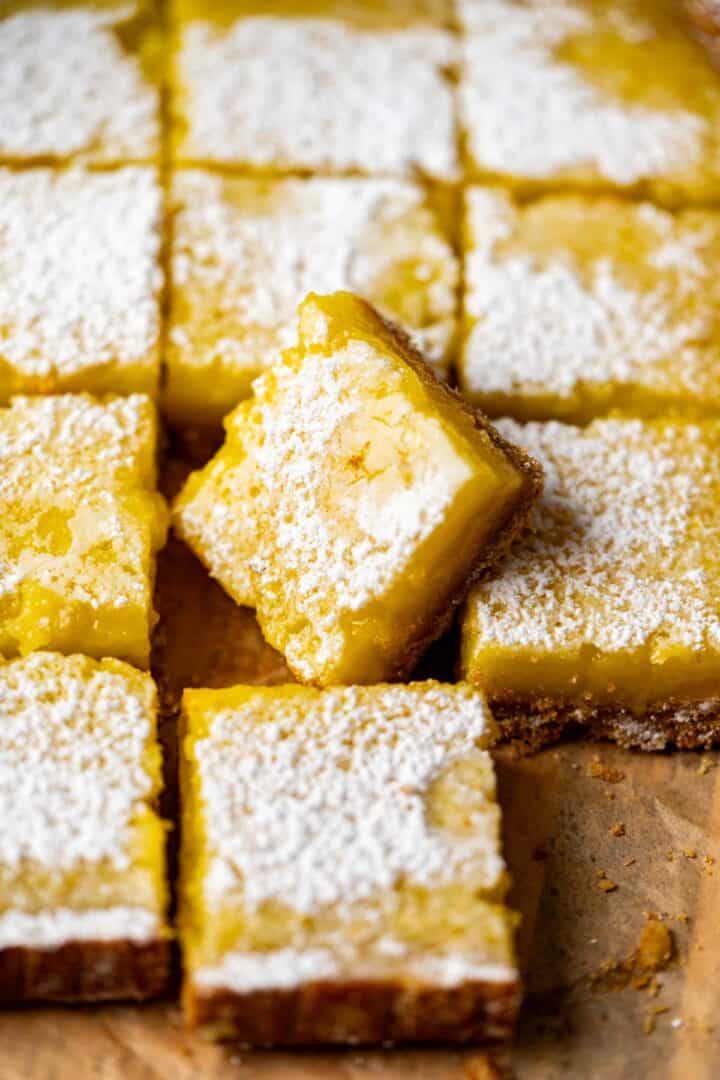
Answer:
[183, 970, 521, 1046]
[0, 938, 170, 1004]
[492, 696, 720, 755]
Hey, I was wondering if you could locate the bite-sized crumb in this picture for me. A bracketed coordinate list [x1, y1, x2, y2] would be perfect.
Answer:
[591, 919, 674, 994]
[597, 871, 618, 893]
[586, 758, 626, 783]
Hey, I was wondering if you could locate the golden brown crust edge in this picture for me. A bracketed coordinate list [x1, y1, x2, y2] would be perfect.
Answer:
[492, 696, 720, 755]
[0, 938, 170, 1004]
[183, 971, 521, 1046]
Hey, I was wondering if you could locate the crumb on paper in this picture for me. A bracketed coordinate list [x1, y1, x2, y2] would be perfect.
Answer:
[636, 921, 674, 972]
[676, 912, 689, 924]
[645, 1004, 670, 1035]
[610, 821, 626, 837]
[591, 920, 674, 994]
[586, 757, 625, 783]
[683, 849, 697, 859]
[624, 856, 636, 867]
[703, 855, 716, 874]
[597, 870, 618, 893]
[697, 758, 716, 775]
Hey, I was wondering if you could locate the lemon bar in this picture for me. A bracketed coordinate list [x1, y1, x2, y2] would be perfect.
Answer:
[0, 168, 163, 401]
[458, 0, 720, 206]
[170, 3, 458, 179]
[0, 393, 167, 668]
[459, 189, 720, 424]
[462, 417, 720, 752]
[0, 652, 168, 1002]
[174, 292, 541, 686]
[166, 172, 458, 427]
[0, 1, 161, 165]
[180, 681, 520, 1044]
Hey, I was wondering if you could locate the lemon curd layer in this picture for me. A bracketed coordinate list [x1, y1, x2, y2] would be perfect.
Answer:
[174, 292, 537, 687]
[0, 652, 167, 951]
[462, 417, 720, 709]
[458, 0, 720, 205]
[166, 172, 458, 427]
[0, 168, 163, 402]
[460, 189, 720, 424]
[180, 682, 516, 994]
[0, 1, 161, 165]
[170, 4, 457, 178]
[0, 394, 167, 668]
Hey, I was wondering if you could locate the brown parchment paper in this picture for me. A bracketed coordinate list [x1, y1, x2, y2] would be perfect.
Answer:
[4, 448, 720, 1079]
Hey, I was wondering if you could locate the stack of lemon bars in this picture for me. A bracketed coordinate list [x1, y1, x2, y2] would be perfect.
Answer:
[1, 0, 719, 1051]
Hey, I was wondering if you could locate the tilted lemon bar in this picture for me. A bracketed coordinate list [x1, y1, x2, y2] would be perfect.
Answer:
[0, 394, 167, 667]
[166, 172, 458, 427]
[174, 292, 541, 686]
[458, 0, 720, 206]
[180, 682, 520, 1045]
[0, 1, 161, 165]
[459, 189, 720, 424]
[0, 168, 163, 401]
[0, 652, 168, 1002]
[462, 418, 720, 752]
[170, 1, 457, 179]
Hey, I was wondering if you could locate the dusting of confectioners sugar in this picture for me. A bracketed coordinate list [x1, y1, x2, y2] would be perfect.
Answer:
[170, 172, 456, 371]
[0, 654, 155, 872]
[0, 394, 161, 612]
[0, 7, 159, 160]
[459, 0, 704, 182]
[0, 169, 162, 382]
[196, 684, 503, 915]
[0, 393, 150, 461]
[177, 18, 458, 179]
[462, 190, 711, 398]
[245, 345, 470, 671]
[469, 418, 720, 654]
[0, 907, 159, 950]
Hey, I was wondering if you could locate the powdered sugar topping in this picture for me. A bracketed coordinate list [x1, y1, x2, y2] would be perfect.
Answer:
[176, 17, 458, 179]
[194, 684, 501, 915]
[459, 0, 705, 184]
[170, 172, 456, 381]
[0, 5, 159, 161]
[468, 418, 720, 654]
[0, 653, 156, 871]
[0, 168, 162, 391]
[462, 189, 715, 402]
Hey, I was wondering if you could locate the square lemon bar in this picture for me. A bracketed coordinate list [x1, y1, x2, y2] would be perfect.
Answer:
[179, 681, 520, 1045]
[462, 417, 720, 752]
[0, 652, 168, 1002]
[0, 393, 167, 668]
[459, 188, 720, 424]
[0, 168, 163, 401]
[458, 0, 720, 205]
[0, 1, 161, 164]
[174, 292, 541, 686]
[166, 172, 458, 427]
[170, 1, 458, 179]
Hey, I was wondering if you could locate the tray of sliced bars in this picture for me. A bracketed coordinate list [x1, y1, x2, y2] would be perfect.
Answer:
[2, 1, 720, 1077]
